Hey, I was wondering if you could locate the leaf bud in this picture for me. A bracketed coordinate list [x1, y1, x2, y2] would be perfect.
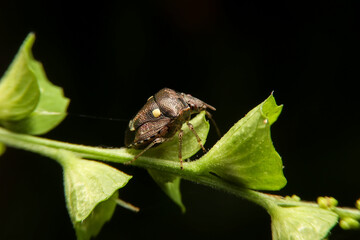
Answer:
[356, 198, 360, 210]
[317, 196, 338, 209]
[339, 217, 360, 230]
[291, 194, 301, 201]
[285, 195, 301, 201]
[317, 197, 327, 209]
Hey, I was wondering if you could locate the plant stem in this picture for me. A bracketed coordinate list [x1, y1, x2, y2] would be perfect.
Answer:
[0, 126, 269, 208]
[0, 127, 279, 213]
[0, 127, 206, 176]
[1, 126, 360, 219]
[188, 175, 278, 211]
[0, 127, 268, 205]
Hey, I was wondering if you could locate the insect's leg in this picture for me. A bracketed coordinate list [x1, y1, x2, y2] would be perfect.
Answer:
[205, 111, 221, 138]
[186, 121, 206, 153]
[178, 129, 184, 170]
[125, 138, 165, 165]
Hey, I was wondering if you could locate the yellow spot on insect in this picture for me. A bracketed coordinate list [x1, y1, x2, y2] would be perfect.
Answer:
[129, 120, 135, 131]
[152, 108, 161, 118]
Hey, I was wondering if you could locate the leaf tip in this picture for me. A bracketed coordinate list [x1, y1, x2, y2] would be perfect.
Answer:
[22, 32, 36, 52]
[261, 93, 283, 125]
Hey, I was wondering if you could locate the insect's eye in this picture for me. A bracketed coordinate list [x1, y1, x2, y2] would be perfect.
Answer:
[152, 108, 161, 118]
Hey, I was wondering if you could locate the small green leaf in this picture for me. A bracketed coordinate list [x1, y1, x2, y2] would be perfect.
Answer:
[61, 154, 132, 222]
[271, 205, 338, 240]
[1, 33, 70, 135]
[75, 192, 119, 240]
[58, 151, 132, 239]
[0, 33, 40, 121]
[196, 94, 287, 190]
[148, 169, 185, 213]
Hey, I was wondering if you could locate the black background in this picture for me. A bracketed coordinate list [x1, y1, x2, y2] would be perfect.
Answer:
[0, 1, 359, 239]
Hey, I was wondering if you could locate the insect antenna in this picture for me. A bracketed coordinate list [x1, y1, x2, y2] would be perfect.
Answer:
[205, 111, 221, 138]
[69, 113, 128, 122]
[37, 111, 128, 122]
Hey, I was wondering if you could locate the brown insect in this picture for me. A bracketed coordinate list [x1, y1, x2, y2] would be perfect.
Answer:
[124, 88, 218, 169]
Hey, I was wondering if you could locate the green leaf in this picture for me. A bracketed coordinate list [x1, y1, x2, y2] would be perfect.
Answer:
[271, 205, 338, 240]
[59, 151, 132, 239]
[0, 33, 70, 135]
[196, 94, 287, 190]
[128, 112, 209, 212]
[0, 33, 40, 121]
[62, 154, 132, 222]
[148, 169, 186, 213]
[75, 192, 119, 240]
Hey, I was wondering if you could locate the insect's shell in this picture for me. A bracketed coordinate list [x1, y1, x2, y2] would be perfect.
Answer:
[125, 88, 215, 150]
[125, 88, 187, 148]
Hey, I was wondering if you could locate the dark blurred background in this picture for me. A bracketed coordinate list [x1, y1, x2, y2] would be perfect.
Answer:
[0, 1, 359, 239]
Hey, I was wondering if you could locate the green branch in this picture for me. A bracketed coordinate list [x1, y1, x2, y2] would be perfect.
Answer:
[0, 126, 200, 174]
[1, 125, 359, 219]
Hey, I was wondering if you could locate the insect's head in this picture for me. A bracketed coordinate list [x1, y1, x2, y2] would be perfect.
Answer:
[182, 93, 216, 114]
